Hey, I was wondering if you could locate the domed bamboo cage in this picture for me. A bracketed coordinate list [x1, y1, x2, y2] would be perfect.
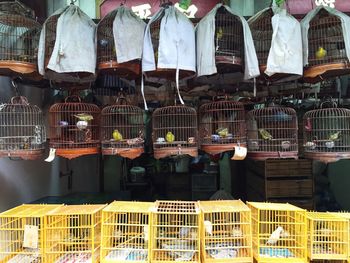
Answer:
[97, 6, 144, 79]
[101, 96, 144, 159]
[247, 105, 298, 160]
[49, 95, 100, 159]
[199, 100, 246, 155]
[0, 1, 41, 80]
[152, 105, 198, 159]
[303, 101, 350, 163]
[302, 7, 350, 83]
[0, 96, 46, 160]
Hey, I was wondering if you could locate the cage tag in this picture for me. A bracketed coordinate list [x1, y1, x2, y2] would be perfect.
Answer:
[231, 145, 247, 160]
[23, 225, 39, 249]
[45, 148, 56, 162]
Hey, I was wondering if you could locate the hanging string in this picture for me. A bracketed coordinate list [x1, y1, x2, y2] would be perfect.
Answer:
[253, 78, 256, 97]
[141, 73, 148, 110]
[175, 42, 185, 105]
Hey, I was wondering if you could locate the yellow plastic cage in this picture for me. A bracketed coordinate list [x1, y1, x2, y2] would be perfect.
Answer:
[307, 212, 348, 261]
[100, 201, 154, 263]
[0, 204, 62, 263]
[331, 212, 350, 263]
[151, 200, 201, 263]
[44, 204, 106, 263]
[246, 202, 307, 263]
[199, 200, 253, 263]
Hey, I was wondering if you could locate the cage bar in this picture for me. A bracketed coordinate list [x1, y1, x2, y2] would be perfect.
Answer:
[0, 204, 62, 263]
[44, 204, 106, 263]
[199, 200, 253, 263]
[151, 201, 201, 263]
[152, 105, 198, 159]
[199, 100, 246, 155]
[100, 201, 153, 262]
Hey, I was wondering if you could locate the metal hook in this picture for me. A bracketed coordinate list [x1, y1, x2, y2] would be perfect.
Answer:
[160, 0, 173, 8]
[11, 77, 22, 96]
[70, 0, 77, 5]
[120, 0, 126, 6]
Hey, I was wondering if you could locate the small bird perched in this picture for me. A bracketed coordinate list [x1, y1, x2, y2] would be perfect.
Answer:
[316, 46, 327, 59]
[259, 129, 273, 140]
[216, 127, 228, 138]
[275, 0, 285, 7]
[328, 131, 341, 141]
[204, 220, 213, 236]
[112, 129, 123, 141]
[266, 226, 284, 245]
[74, 113, 94, 121]
[166, 131, 175, 143]
[216, 27, 224, 40]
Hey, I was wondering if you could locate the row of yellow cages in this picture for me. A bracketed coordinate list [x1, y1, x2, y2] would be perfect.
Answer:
[0, 201, 349, 263]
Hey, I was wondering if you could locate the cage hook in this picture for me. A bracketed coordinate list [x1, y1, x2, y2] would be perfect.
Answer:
[11, 77, 22, 96]
[70, 0, 77, 5]
[120, 0, 126, 6]
[160, 0, 173, 8]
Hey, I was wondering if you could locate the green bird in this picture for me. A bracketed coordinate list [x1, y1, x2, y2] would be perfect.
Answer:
[179, 0, 191, 10]
[74, 113, 94, 121]
[275, 0, 285, 7]
[259, 129, 273, 140]
[166, 131, 175, 143]
[328, 131, 341, 141]
[216, 127, 228, 138]
[216, 27, 224, 40]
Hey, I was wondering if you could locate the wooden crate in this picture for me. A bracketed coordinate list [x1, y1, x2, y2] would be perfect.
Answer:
[246, 159, 314, 210]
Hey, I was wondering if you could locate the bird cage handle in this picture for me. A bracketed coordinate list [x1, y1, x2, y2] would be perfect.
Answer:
[65, 95, 81, 103]
[160, 0, 173, 7]
[320, 97, 337, 109]
[10, 96, 29, 105]
[116, 95, 128, 105]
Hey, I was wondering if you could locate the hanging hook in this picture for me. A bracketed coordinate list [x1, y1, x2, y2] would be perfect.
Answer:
[160, 0, 173, 8]
[120, 0, 126, 6]
[11, 77, 22, 96]
[70, 0, 77, 5]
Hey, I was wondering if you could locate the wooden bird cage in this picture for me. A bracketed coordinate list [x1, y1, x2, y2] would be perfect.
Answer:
[214, 6, 244, 74]
[97, 7, 143, 79]
[246, 105, 298, 160]
[101, 96, 144, 159]
[152, 105, 198, 159]
[303, 103, 350, 163]
[303, 8, 350, 82]
[0, 96, 46, 160]
[0, 1, 41, 79]
[49, 95, 101, 159]
[199, 100, 246, 155]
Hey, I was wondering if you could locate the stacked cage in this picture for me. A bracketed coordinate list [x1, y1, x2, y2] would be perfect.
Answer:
[330, 212, 350, 263]
[0, 204, 62, 263]
[303, 105, 350, 163]
[152, 105, 198, 159]
[246, 106, 298, 160]
[151, 201, 201, 263]
[302, 7, 350, 82]
[100, 201, 153, 262]
[97, 6, 144, 79]
[199, 100, 246, 155]
[45, 205, 106, 263]
[101, 97, 144, 159]
[0, 1, 41, 79]
[0, 96, 46, 160]
[307, 212, 348, 261]
[199, 200, 253, 263]
[49, 96, 101, 159]
[247, 202, 307, 263]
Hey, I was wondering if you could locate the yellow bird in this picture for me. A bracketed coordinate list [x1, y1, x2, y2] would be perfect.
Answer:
[259, 128, 273, 140]
[216, 127, 228, 138]
[112, 129, 123, 141]
[74, 113, 94, 121]
[328, 131, 341, 141]
[316, 46, 327, 59]
[165, 131, 175, 143]
[216, 27, 224, 40]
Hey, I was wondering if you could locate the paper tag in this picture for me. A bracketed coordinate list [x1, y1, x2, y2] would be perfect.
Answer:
[231, 146, 247, 160]
[23, 225, 39, 249]
[45, 148, 56, 162]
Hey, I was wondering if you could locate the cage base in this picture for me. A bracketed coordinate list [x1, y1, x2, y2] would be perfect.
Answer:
[309, 254, 348, 261]
[55, 147, 100, 159]
[0, 149, 44, 160]
[145, 68, 195, 80]
[201, 143, 246, 156]
[247, 151, 298, 161]
[154, 147, 198, 159]
[304, 151, 350, 163]
[0, 61, 42, 80]
[102, 147, 144, 159]
[258, 65, 301, 83]
[204, 257, 252, 263]
[303, 62, 350, 83]
[253, 258, 306, 263]
[98, 60, 141, 79]
[216, 56, 243, 74]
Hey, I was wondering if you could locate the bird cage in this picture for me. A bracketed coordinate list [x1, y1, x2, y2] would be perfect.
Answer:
[248, 7, 302, 83]
[151, 200, 201, 263]
[199, 200, 253, 263]
[152, 105, 198, 159]
[142, 4, 196, 81]
[302, 102, 350, 163]
[0, 96, 46, 160]
[246, 105, 298, 160]
[0, 204, 62, 263]
[330, 212, 350, 263]
[306, 212, 348, 261]
[246, 202, 307, 263]
[38, 3, 96, 84]
[0, 1, 41, 80]
[301, 7, 350, 83]
[199, 100, 246, 155]
[101, 96, 144, 159]
[97, 5, 145, 79]
[49, 95, 101, 159]
[45, 204, 106, 263]
[100, 201, 153, 262]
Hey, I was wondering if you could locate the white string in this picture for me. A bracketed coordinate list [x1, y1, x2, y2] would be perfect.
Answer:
[253, 77, 257, 97]
[141, 73, 148, 110]
[175, 42, 184, 105]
